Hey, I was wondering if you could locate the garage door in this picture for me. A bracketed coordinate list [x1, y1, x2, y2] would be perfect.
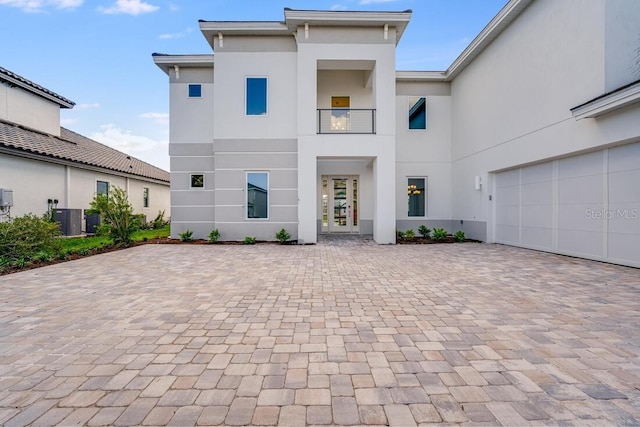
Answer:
[493, 142, 640, 268]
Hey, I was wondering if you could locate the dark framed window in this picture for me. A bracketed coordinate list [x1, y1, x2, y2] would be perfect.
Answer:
[246, 172, 268, 219]
[408, 177, 426, 217]
[188, 84, 202, 98]
[190, 174, 204, 188]
[246, 77, 267, 115]
[97, 180, 109, 196]
[409, 97, 426, 130]
[143, 187, 149, 208]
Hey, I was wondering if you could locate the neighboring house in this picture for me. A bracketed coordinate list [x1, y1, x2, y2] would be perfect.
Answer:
[153, 0, 640, 268]
[0, 66, 170, 230]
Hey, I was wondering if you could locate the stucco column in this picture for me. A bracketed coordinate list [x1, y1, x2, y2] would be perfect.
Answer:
[298, 142, 317, 244]
[373, 145, 396, 244]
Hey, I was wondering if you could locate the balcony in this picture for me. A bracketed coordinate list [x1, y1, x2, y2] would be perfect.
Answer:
[317, 109, 376, 134]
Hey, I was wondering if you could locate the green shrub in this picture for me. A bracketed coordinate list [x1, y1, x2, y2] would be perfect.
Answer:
[453, 230, 466, 242]
[418, 225, 431, 238]
[275, 228, 291, 244]
[403, 229, 415, 240]
[397, 230, 405, 240]
[87, 186, 140, 247]
[208, 228, 220, 243]
[432, 227, 448, 241]
[152, 210, 169, 229]
[0, 214, 61, 262]
[243, 236, 257, 245]
[179, 230, 194, 242]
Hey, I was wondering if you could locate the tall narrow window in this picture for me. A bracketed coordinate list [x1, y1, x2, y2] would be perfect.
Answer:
[247, 172, 269, 219]
[188, 84, 202, 98]
[246, 77, 267, 115]
[97, 180, 109, 196]
[143, 187, 149, 208]
[409, 97, 426, 130]
[408, 178, 426, 217]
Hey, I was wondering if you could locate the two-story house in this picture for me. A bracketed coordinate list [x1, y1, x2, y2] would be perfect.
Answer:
[154, 0, 640, 268]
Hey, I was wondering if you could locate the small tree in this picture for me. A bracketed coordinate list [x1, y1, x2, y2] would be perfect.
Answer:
[87, 186, 139, 247]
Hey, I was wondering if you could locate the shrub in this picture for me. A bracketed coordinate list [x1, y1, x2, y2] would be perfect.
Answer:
[418, 225, 431, 238]
[0, 214, 61, 263]
[152, 210, 169, 229]
[397, 230, 405, 240]
[179, 230, 194, 242]
[87, 186, 140, 247]
[275, 228, 291, 244]
[403, 229, 415, 240]
[208, 228, 220, 243]
[243, 236, 257, 245]
[453, 230, 466, 242]
[432, 227, 448, 241]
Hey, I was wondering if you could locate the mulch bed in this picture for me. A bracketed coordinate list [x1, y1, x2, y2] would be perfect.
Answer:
[397, 237, 481, 244]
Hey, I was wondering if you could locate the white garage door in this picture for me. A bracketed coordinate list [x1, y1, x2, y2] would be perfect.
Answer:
[493, 142, 640, 268]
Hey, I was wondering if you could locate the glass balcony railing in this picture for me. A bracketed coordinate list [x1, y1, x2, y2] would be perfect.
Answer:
[317, 109, 376, 134]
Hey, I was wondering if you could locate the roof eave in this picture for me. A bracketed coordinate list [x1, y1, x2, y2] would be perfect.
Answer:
[444, 0, 533, 80]
[0, 70, 75, 109]
[396, 71, 448, 82]
[570, 80, 640, 119]
[152, 53, 214, 75]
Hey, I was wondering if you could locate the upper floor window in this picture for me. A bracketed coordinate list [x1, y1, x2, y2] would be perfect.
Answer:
[246, 77, 267, 115]
[190, 174, 204, 188]
[409, 97, 426, 130]
[97, 180, 109, 196]
[143, 187, 149, 208]
[188, 84, 202, 98]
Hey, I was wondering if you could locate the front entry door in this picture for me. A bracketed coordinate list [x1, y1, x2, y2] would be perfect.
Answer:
[326, 176, 359, 233]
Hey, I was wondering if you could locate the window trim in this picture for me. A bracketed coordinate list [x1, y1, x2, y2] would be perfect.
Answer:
[96, 180, 110, 196]
[190, 173, 205, 189]
[245, 76, 268, 116]
[407, 176, 427, 218]
[188, 84, 202, 98]
[246, 171, 269, 220]
[408, 96, 427, 131]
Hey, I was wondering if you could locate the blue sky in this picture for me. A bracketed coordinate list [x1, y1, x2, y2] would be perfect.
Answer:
[0, 0, 506, 171]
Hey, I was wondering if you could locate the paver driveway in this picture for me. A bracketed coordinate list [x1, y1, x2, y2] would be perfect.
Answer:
[0, 241, 639, 426]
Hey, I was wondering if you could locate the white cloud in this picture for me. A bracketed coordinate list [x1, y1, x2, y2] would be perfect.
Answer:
[139, 112, 169, 125]
[0, 0, 82, 12]
[99, 0, 158, 15]
[90, 124, 168, 170]
[158, 27, 192, 40]
[76, 102, 100, 110]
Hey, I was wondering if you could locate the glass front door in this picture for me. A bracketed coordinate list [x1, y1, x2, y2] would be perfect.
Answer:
[324, 176, 359, 233]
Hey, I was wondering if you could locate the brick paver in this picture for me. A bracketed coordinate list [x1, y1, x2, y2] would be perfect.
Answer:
[0, 241, 639, 425]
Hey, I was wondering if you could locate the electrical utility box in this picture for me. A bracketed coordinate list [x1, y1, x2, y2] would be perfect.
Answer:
[54, 209, 82, 236]
[0, 189, 14, 207]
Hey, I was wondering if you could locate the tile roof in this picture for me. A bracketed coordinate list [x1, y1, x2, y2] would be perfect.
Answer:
[0, 119, 169, 183]
[0, 66, 75, 108]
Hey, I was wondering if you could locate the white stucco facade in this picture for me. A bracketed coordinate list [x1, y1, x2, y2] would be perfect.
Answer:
[155, 0, 640, 267]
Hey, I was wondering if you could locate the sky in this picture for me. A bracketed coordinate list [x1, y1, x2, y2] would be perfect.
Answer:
[0, 0, 507, 172]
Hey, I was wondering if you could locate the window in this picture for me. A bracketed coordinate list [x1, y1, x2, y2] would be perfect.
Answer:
[188, 84, 202, 98]
[246, 77, 267, 115]
[190, 174, 204, 188]
[143, 187, 149, 208]
[408, 178, 426, 217]
[409, 97, 426, 130]
[97, 180, 109, 196]
[246, 172, 268, 219]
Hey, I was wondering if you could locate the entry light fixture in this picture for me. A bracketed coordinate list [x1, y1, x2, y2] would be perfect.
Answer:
[475, 176, 482, 190]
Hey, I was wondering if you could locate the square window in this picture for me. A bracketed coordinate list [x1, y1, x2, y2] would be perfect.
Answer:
[408, 178, 426, 217]
[247, 172, 268, 219]
[97, 180, 109, 196]
[143, 187, 149, 208]
[188, 84, 202, 98]
[409, 97, 426, 130]
[190, 174, 204, 188]
[246, 77, 267, 115]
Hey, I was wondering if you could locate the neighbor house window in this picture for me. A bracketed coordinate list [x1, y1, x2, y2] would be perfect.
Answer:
[188, 84, 202, 98]
[190, 174, 204, 188]
[97, 180, 109, 196]
[409, 97, 426, 130]
[408, 177, 426, 217]
[246, 77, 267, 115]
[143, 187, 149, 208]
[246, 172, 268, 219]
